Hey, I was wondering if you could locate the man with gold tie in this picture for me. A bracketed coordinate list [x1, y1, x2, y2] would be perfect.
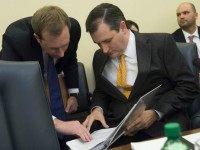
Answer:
[83, 3, 199, 143]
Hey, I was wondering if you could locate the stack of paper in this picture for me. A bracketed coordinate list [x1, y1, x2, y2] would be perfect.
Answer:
[66, 128, 116, 150]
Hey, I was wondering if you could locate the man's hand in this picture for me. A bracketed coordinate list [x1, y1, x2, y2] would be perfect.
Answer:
[125, 110, 158, 136]
[83, 107, 109, 131]
[65, 96, 78, 113]
[54, 119, 92, 142]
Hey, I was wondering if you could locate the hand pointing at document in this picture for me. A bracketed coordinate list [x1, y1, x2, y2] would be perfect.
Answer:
[83, 107, 109, 131]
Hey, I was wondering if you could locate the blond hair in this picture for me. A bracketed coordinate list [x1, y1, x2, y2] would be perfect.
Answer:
[31, 6, 70, 38]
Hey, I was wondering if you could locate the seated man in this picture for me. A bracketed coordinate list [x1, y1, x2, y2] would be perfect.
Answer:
[172, 2, 200, 55]
[172, 2, 200, 129]
[83, 3, 199, 143]
[1, 5, 92, 146]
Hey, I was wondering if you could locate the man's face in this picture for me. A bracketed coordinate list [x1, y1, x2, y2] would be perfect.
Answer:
[37, 26, 70, 59]
[90, 22, 128, 58]
[176, 3, 198, 29]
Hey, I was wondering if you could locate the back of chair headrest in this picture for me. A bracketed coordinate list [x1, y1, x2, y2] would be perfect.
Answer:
[176, 42, 198, 74]
[0, 61, 60, 150]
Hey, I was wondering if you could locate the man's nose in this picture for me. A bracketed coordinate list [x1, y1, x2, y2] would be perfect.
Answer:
[57, 49, 65, 58]
[101, 44, 109, 53]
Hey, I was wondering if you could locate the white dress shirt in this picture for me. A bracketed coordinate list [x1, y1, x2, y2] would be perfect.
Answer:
[182, 27, 200, 57]
[102, 31, 138, 93]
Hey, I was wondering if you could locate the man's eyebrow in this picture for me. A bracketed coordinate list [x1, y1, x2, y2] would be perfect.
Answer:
[100, 37, 113, 43]
[93, 36, 113, 44]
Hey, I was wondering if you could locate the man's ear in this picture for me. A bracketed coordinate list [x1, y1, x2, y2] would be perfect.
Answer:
[34, 33, 42, 44]
[119, 21, 127, 32]
[195, 12, 198, 20]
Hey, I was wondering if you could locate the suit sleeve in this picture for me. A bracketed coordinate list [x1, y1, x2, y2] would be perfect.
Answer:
[1, 32, 21, 60]
[90, 51, 111, 114]
[62, 18, 80, 89]
[153, 34, 199, 117]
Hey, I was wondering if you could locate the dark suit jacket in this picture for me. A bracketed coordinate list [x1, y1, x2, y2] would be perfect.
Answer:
[1, 17, 81, 89]
[172, 26, 200, 42]
[91, 32, 199, 132]
[172, 27, 200, 83]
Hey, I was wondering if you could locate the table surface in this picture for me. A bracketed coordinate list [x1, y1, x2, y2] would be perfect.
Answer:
[111, 128, 200, 150]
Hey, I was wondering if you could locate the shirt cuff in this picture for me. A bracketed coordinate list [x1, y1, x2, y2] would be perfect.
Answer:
[52, 115, 56, 120]
[154, 109, 163, 120]
[68, 88, 79, 94]
[91, 106, 104, 114]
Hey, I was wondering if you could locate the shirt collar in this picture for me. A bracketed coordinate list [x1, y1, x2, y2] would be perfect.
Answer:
[182, 26, 199, 38]
[123, 30, 136, 59]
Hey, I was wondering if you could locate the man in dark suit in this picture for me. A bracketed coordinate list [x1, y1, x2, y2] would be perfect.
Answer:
[83, 3, 199, 142]
[1, 6, 91, 143]
[172, 2, 200, 54]
[172, 2, 200, 129]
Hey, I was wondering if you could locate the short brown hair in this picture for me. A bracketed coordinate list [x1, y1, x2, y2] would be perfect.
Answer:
[31, 6, 71, 38]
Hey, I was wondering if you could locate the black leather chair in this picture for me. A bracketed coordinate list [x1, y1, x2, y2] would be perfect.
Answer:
[176, 42, 200, 129]
[176, 42, 198, 75]
[0, 61, 60, 150]
[77, 62, 91, 112]
[66, 62, 91, 122]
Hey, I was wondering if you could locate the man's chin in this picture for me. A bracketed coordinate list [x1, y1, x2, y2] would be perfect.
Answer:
[109, 53, 119, 59]
[51, 55, 62, 59]
[179, 22, 189, 29]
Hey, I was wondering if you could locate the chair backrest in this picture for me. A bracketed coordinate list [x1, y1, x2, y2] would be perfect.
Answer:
[77, 62, 90, 112]
[0, 61, 60, 150]
[176, 42, 198, 75]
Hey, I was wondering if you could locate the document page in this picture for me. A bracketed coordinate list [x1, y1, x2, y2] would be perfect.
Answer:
[66, 127, 116, 150]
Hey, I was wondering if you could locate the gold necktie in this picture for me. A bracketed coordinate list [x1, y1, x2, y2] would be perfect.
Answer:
[117, 54, 132, 98]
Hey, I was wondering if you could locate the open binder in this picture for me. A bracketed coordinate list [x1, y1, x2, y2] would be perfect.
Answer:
[66, 85, 161, 150]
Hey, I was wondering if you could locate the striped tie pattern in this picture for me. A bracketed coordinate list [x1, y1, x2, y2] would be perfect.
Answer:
[188, 35, 195, 43]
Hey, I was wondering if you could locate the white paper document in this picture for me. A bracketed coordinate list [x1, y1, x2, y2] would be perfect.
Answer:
[66, 128, 116, 150]
[131, 132, 200, 150]
[66, 85, 161, 150]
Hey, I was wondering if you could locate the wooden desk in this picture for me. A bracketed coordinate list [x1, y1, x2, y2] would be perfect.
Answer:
[111, 128, 200, 150]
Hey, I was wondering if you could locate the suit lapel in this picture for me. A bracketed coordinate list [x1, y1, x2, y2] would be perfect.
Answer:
[130, 33, 152, 97]
[179, 30, 186, 42]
